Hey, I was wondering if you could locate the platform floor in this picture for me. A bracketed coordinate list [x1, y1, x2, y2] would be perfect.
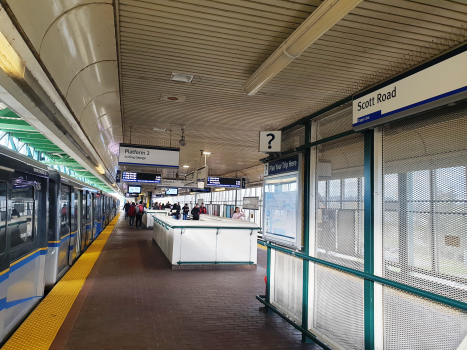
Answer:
[49, 216, 321, 350]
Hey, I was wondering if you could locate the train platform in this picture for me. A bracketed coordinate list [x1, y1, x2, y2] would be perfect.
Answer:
[3, 214, 321, 350]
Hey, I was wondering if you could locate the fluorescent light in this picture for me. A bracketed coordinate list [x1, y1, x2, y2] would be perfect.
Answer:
[0, 103, 7, 110]
[203, 152, 211, 155]
[215, 187, 225, 191]
[237, 162, 244, 165]
[96, 164, 105, 174]
[0, 31, 25, 78]
[242, 0, 362, 95]
[171, 73, 194, 83]
[153, 127, 167, 132]
[183, 165, 189, 168]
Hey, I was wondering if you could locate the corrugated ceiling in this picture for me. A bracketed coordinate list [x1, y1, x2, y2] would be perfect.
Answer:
[117, 0, 467, 176]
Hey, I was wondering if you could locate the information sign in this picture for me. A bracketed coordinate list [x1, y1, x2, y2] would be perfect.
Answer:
[264, 154, 299, 177]
[206, 177, 241, 188]
[118, 144, 180, 168]
[353, 46, 467, 130]
[259, 131, 281, 152]
[128, 185, 141, 194]
[243, 197, 259, 210]
[122, 172, 161, 183]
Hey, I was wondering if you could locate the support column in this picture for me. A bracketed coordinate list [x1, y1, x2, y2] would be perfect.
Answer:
[302, 122, 312, 343]
[364, 130, 375, 350]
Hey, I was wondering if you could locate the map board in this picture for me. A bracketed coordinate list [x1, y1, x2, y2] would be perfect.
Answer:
[263, 154, 302, 248]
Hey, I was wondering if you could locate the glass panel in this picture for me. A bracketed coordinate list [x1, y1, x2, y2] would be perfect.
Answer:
[11, 185, 34, 248]
[60, 185, 70, 237]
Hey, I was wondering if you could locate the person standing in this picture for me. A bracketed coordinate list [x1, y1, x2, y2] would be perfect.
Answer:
[135, 201, 145, 229]
[232, 207, 246, 220]
[200, 203, 207, 215]
[128, 202, 136, 227]
[171, 203, 180, 220]
[182, 204, 189, 220]
[191, 204, 200, 221]
[123, 201, 130, 220]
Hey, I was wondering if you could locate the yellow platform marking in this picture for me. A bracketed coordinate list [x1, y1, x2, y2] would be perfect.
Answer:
[257, 243, 267, 251]
[2, 214, 120, 350]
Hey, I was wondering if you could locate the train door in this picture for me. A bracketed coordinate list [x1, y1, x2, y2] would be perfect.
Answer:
[85, 192, 92, 247]
[80, 191, 86, 252]
[70, 188, 79, 261]
[58, 184, 71, 272]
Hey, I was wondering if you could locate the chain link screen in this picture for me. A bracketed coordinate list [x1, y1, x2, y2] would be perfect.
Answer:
[315, 134, 365, 271]
[382, 101, 467, 303]
[313, 264, 364, 350]
[316, 107, 353, 140]
[272, 251, 303, 323]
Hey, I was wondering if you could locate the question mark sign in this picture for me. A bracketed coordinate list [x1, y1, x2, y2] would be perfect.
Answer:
[266, 133, 275, 149]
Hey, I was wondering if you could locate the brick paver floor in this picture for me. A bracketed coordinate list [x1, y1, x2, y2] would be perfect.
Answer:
[53, 217, 322, 350]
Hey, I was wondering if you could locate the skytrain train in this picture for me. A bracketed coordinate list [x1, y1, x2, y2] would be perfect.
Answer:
[0, 146, 118, 343]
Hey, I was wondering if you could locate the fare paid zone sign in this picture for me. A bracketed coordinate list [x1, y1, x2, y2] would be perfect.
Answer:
[352, 46, 467, 130]
[118, 144, 180, 168]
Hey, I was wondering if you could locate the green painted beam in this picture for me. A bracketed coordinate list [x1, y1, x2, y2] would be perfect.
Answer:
[0, 109, 21, 118]
[42, 161, 83, 167]
[9, 132, 44, 139]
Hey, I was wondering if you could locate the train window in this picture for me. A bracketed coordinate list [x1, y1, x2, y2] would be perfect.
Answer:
[0, 182, 6, 254]
[11, 185, 35, 249]
[60, 185, 70, 237]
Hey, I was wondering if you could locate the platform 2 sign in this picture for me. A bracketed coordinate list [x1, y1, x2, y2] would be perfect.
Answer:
[118, 144, 180, 168]
[353, 46, 467, 130]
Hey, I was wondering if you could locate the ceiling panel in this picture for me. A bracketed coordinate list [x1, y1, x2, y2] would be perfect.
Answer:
[117, 0, 467, 177]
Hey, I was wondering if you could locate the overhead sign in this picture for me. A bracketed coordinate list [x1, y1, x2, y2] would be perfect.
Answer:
[264, 154, 299, 177]
[353, 46, 467, 130]
[206, 177, 242, 188]
[160, 179, 195, 189]
[116, 170, 121, 183]
[118, 144, 180, 168]
[259, 131, 281, 152]
[128, 185, 141, 194]
[122, 172, 161, 183]
[184, 171, 197, 185]
[243, 197, 259, 210]
[197, 166, 208, 183]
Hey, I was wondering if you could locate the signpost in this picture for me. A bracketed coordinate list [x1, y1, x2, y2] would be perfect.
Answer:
[118, 144, 180, 168]
[259, 131, 281, 152]
[243, 197, 259, 210]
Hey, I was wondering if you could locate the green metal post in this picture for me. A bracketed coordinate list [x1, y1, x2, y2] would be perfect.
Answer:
[302, 123, 311, 343]
[266, 246, 271, 310]
[364, 130, 375, 350]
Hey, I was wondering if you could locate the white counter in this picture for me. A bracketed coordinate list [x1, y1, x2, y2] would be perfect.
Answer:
[152, 214, 259, 268]
[143, 209, 170, 228]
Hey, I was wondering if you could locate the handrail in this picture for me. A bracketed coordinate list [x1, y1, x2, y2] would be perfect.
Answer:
[152, 215, 259, 230]
[258, 240, 467, 312]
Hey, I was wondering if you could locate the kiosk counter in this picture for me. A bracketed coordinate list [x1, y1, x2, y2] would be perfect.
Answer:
[143, 209, 170, 228]
[152, 214, 259, 269]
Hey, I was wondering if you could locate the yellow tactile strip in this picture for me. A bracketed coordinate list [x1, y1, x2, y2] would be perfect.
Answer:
[2, 214, 120, 350]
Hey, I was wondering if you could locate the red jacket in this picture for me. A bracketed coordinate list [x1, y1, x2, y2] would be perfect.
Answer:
[128, 205, 136, 217]
[200, 206, 207, 214]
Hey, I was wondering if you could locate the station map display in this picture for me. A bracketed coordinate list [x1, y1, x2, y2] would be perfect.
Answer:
[264, 175, 298, 242]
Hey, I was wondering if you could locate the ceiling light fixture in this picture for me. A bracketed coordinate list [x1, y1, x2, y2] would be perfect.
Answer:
[0, 31, 25, 78]
[183, 165, 189, 168]
[215, 188, 226, 192]
[96, 164, 105, 174]
[153, 127, 167, 132]
[242, 0, 362, 95]
[203, 152, 211, 155]
[170, 73, 194, 83]
[0, 102, 7, 110]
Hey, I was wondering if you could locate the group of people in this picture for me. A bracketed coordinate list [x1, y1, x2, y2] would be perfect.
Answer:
[122, 201, 146, 229]
[123, 200, 246, 226]
[169, 202, 207, 220]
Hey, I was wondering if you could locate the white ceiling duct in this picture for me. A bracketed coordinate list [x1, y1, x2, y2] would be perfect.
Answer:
[242, 0, 362, 96]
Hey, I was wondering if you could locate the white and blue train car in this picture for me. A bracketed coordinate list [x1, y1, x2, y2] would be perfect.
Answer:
[0, 145, 118, 343]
